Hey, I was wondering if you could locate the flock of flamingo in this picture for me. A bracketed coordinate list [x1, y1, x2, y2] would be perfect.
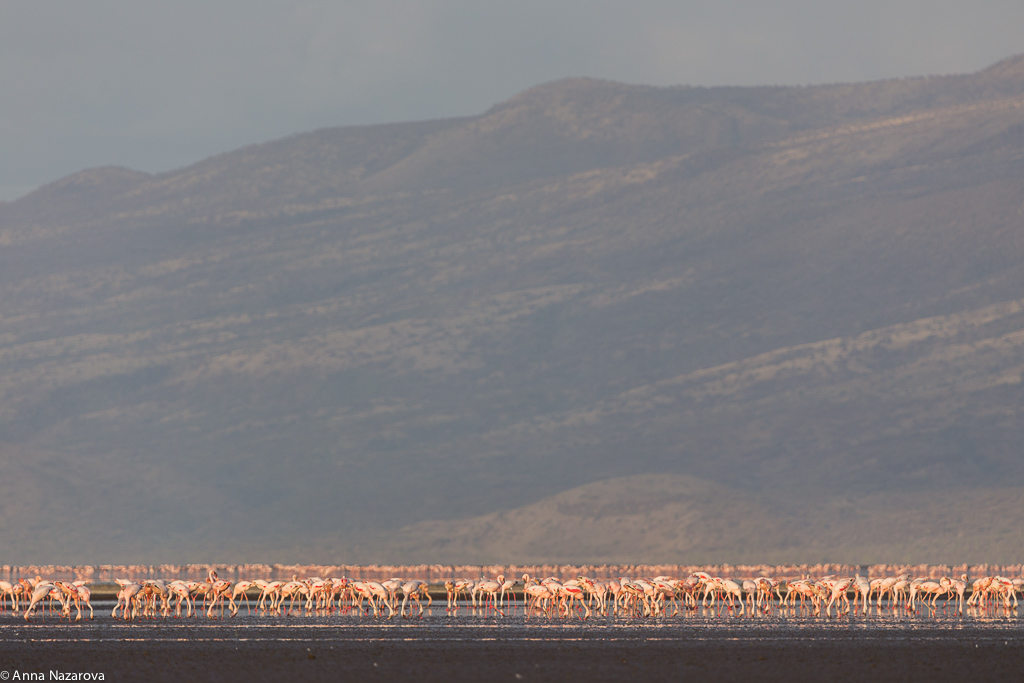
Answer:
[5, 568, 1023, 622]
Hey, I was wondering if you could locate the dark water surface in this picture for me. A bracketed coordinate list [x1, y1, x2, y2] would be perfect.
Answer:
[2, 603, 1024, 682]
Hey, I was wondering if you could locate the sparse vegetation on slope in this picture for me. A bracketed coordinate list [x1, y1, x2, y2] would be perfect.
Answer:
[1, 56, 1023, 563]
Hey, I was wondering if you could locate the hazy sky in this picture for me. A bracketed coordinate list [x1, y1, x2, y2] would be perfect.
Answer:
[2, 1, 1023, 200]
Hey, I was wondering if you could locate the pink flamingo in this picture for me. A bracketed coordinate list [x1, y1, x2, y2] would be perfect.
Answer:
[499, 576, 519, 609]
[400, 580, 431, 617]
[24, 582, 58, 621]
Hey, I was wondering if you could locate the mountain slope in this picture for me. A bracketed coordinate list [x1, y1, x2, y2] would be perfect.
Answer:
[0, 56, 1023, 563]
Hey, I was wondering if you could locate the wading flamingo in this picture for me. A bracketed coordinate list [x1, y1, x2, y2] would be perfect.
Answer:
[24, 582, 58, 621]
[400, 580, 431, 617]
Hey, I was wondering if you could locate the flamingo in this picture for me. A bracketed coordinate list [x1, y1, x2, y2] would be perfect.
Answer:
[0, 580, 18, 612]
[330, 578, 352, 612]
[619, 578, 652, 616]
[701, 576, 723, 608]
[191, 582, 215, 616]
[400, 580, 431, 617]
[20, 575, 43, 593]
[475, 577, 502, 612]
[541, 578, 565, 609]
[303, 578, 332, 613]
[139, 580, 170, 618]
[606, 579, 623, 614]
[207, 579, 234, 618]
[256, 580, 285, 613]
[168, 581, 194, 618]
[576, 577, 608, 615]
[635, 578, 662, 616]
[592, 580, 612, 615]
[312, 578, 338, 612]
[650, 577, 680, 615]
[932, 577, 955, 609]
[526, 584, 553, 613]
[754, 577, 780, 610]
[687, 573, 713, 607]
[718, 579, 744, 611]
[559, 582, 591, 619]
[852, 575, 871, 615]
[675, 578, 699, 611]
[499, 576, 519, 608]
[23, 582, 58, 621]
[55, 581, 93, 621]
[874, 576, 897, 608]
[786, 579, 824, 614]
[890, 576, 910, 608]
[112, 582, 143, 621]
[360, 581, 394, 617]
[951, 574, 968, 613]
[279, 580, 309, 616]
[522, 575, 553, 615]
[351, 581, 375, 613]
[380, 579, 404, 609]
[991, 576, 1016, 607]
[230, 580, 256, 615]
[444, 580, 457, 611]
[54, 582, 79, 620]
[72, 583, 94, 621]
[451, 579, 474, 609]
[742, 580, 758, 611]
[819, 576, 849, 616]
[908, 579, 938, 611]
[1012, 578, 1024, 603]
[968, 576, 994, 606]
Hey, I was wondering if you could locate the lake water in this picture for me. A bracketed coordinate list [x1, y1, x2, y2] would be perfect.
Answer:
[2, 601, 1023, 682]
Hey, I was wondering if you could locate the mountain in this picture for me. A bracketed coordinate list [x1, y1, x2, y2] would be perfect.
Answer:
[2, 55, 1024, 564]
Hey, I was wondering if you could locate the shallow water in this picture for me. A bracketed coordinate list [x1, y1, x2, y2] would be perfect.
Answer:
[4, 599, 1023, 636]
[3, 601, 1023, 682]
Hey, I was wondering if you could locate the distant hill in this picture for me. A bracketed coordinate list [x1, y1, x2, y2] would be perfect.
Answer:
[381, 474, 1024, 565]
[1, 55, 1024, 564]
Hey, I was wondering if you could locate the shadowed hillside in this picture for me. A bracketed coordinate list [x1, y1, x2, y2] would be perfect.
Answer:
[1, 56, 1024, 564]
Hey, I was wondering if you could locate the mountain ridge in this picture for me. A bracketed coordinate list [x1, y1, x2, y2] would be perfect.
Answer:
[13, 54, 1024, 221]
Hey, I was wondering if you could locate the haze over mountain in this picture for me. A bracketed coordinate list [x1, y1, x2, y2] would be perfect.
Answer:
[2, 55, 1024, 565]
